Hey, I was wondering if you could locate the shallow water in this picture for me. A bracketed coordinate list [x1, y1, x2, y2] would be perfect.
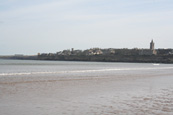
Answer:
[0, 59, 173, 77]
[0, 59, 173, 115]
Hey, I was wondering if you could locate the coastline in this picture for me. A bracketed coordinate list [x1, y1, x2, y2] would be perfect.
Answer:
[38, 54, 173, 64]
[1, 54, 173, 64]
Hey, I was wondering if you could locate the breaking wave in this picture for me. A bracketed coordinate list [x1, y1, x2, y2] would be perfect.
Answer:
[0, 67, 173, 77]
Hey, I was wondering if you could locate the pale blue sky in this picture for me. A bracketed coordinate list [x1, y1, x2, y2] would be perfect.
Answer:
[0, 0, 173, 55]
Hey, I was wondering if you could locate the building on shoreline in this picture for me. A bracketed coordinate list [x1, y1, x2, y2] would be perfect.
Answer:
[36, 40, 173, 63]
[139, 40, 157, 55]
[38, 40, 173, 57]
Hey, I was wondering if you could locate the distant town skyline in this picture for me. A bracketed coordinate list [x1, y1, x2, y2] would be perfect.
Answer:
[0, 0, 173, 55]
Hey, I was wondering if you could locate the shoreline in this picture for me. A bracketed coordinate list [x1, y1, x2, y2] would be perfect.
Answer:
[1, 57, 173, 64]
[38, 54, 173, 64]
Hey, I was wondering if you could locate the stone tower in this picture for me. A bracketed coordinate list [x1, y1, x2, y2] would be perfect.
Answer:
[150, 39, 154, 50]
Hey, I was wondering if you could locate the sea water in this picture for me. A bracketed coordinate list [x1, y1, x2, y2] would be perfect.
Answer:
[0, 59, 173, 115]
[0, 59, 173, 78]
[0, 59, 173, 77]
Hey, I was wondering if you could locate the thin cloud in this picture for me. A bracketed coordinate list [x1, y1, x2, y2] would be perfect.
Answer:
[0, 0, 86, 18]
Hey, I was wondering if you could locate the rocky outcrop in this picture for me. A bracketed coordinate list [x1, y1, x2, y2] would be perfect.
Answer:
[38, 54, 173, 63]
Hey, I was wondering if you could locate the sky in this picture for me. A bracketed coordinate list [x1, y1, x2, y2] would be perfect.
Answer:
[0, 0, 173, 55]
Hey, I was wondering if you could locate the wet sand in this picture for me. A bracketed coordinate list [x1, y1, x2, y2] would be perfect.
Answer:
[0, 73, 173, 115]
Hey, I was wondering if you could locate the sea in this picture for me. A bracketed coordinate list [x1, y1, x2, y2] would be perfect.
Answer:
[1, 59, 173, 114]
[0, 59, 173, 78]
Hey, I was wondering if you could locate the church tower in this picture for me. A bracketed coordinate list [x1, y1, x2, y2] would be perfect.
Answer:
[150, 39, 154, 50]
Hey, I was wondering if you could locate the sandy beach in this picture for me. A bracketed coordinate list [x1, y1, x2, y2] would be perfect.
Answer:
[0, 71, 173, 115]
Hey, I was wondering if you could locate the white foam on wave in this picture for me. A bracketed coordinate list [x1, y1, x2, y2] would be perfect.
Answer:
[0, 67, 173, 76]
[153, 64, 160, 66]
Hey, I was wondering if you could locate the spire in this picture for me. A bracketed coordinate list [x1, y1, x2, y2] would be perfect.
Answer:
[150, 39, 154, 50]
